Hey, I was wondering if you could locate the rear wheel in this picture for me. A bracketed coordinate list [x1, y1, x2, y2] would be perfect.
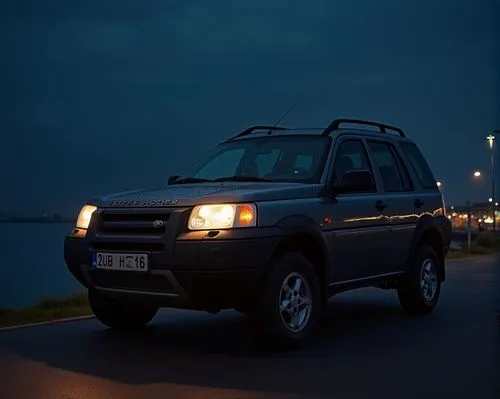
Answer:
[249, 251, 322, 349]
[397, 243, 441, 315]
[88, 289, 158, 330]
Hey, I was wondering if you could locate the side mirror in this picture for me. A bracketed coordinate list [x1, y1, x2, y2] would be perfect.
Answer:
[333, 169, 375, 193]
[167, 175, 180, 185]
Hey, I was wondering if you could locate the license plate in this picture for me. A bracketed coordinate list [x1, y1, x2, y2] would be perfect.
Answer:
[91, 252, 149, 272]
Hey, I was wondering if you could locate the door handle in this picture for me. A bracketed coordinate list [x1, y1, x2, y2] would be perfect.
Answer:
[375, 200, 387, 211]
[414, 198, 424, 208]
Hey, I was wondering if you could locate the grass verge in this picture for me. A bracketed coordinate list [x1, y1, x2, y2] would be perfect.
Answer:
[0, 291, 91, 328]
[446, 234, 500, 259]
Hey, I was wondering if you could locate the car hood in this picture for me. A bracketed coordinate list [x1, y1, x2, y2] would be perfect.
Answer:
[91, 182, 322, 208]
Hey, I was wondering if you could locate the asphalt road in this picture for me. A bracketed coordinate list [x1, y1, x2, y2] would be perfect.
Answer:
[1, 255, 499, 399]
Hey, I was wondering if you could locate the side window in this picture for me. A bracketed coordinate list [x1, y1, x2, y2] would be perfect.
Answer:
[332, 139, 374, 186]
[366, 141, 407, 192]
[392, 147, 414, 191]
[399, 142, 437, 189]
[192, 148, 245, 179]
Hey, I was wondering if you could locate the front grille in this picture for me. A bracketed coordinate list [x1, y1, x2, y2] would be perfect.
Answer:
[93, 209, 171, 237]
[90, 242, 164, 252]
[87, 270, 175, 293]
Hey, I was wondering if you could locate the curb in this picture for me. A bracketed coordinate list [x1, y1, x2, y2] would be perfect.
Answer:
[446, 256, 475, 262]
[446, 252, 499, 262]
[0, 315, 95, 332]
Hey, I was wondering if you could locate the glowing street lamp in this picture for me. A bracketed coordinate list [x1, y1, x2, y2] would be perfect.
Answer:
[487, 133, 495, 149]
[473, 171, 481, 178]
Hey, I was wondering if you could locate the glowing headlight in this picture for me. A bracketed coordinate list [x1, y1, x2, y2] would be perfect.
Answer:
[76, 205, 97, 229]
[188, 203, 257, 230]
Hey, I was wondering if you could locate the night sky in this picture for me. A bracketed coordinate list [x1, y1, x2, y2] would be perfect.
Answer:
[3, 0, 499, 216]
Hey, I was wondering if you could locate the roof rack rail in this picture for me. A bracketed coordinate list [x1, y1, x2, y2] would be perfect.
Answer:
[225, 125, 289, 142]
[321, 118, 406, 137]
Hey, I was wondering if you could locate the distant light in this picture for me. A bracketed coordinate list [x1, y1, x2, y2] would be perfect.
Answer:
[473, 171, 481, 177]
[436, 181, 442, 187]
[488, 197, 493, 202]
[487, 134, 495, 150]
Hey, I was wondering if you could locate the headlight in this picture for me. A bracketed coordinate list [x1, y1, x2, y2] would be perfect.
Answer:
[76, 205, 97, 229]
[188, 203, 257, 230]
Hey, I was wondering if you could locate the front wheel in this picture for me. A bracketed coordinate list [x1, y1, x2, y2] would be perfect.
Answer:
[397, 244, 441, 315]
[88, 289, 158, 330]
[249, 251, 322, 349]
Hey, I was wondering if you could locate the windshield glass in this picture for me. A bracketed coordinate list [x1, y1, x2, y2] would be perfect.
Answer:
[179, 135, 331, 184]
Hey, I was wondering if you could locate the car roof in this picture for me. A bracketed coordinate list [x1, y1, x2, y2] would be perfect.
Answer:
[223, 119, 415, 145]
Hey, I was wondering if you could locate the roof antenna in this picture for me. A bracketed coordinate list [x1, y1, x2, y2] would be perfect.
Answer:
[266, 96, 302, 135]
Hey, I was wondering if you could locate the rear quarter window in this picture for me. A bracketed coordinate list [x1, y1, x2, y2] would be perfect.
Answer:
[399, 142, 437, 189]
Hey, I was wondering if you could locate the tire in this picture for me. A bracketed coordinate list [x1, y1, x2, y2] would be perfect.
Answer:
[88, 289, 158, 330]
[397, 243, 441, 315]
[249, 251, 322, 349]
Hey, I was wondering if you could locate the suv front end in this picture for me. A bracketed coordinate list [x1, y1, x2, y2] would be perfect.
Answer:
[64, 201, 281, 311]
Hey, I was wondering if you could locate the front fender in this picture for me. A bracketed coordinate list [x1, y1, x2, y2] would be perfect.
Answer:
[275, 215, 332, 282]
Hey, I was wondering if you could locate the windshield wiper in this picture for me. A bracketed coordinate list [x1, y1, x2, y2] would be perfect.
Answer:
[170, 177, 214, 185]
[213, 175, 275, 183]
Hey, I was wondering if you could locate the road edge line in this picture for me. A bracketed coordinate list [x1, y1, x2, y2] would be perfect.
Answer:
[0, 315, 95, 332]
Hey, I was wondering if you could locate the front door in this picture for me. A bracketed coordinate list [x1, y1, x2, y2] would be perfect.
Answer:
[326, 137, 390, 283]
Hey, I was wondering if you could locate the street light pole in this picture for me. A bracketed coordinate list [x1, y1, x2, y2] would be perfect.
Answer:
[487, 131, 498, 232]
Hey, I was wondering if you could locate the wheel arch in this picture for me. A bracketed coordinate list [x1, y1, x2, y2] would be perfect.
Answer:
[261, 215, 331, 303]
[409, 215, 446, 282]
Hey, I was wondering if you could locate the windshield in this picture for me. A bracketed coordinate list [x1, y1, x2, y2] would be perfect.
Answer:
[178, 135, 331, 184]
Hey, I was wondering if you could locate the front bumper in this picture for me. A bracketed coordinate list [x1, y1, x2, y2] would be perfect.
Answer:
[64, 207, 281, 309]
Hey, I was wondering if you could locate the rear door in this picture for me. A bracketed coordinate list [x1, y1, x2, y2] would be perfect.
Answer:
[365, 139, 418, 273]
[397, 140, 446, 237]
